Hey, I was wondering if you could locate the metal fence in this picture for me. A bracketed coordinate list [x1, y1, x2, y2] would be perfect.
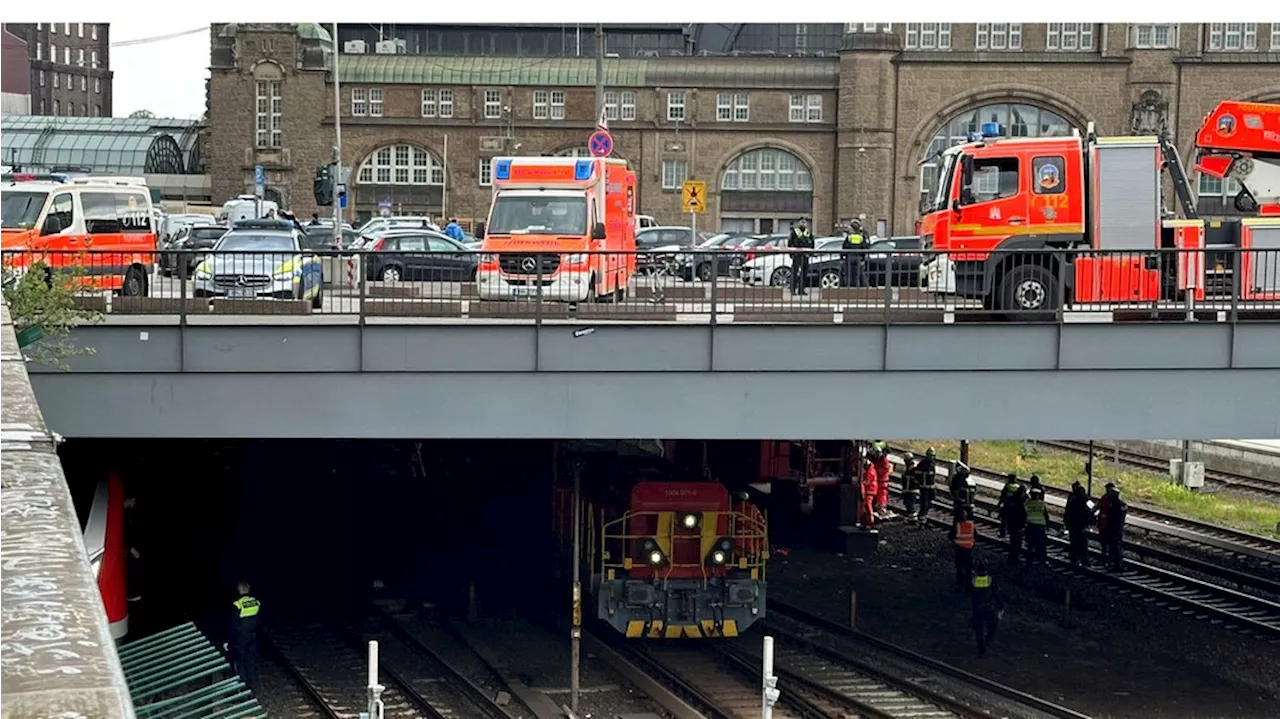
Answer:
[3, 247, 1278, 323]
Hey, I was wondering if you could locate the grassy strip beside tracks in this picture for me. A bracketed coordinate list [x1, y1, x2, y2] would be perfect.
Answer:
[894, 440, 1280, 539]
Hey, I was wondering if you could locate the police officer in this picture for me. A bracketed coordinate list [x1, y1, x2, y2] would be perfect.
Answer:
[228, 581, 262, 687]
[1098, 483, 1128, 571]
[916, 448, 937, 524]
[996, 473, 1020, 538]
[1003, 485, 1027, 566]
[1024, 488, 1049, 567]
[788, 218, 814, 295]
[1064, 481, 1094, 566]
[841, 218, 866, 287]
[971, 560, 1004, 658]
[951, 509, 977, 592]
[901, 453, 920, 519]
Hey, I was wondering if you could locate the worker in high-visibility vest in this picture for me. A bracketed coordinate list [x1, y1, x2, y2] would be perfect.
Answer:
[1024, 488, 1050, 567]
[971, 561, 1004, 658]
[841, 218, 866, 287]
[950, 509, 977, 592]
[872, 449, 892, 518]
[228, 581, 262, 687]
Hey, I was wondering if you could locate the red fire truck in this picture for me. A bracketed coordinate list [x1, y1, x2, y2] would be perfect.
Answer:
[919, 100, 1280, 315]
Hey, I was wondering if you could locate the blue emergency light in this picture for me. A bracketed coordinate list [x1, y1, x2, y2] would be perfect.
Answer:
[980, 122, 1002, 137]
[493, 159, 512, 181]
[574, 159, 595, 181]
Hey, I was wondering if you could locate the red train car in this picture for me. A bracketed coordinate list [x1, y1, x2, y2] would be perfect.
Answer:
[83, 472, 129, 638]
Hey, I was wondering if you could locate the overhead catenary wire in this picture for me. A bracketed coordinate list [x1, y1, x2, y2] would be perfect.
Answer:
[111, 27, 207, 48]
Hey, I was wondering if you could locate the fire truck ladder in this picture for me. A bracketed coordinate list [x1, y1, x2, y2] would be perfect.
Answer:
[1159, 132, 1200, 220]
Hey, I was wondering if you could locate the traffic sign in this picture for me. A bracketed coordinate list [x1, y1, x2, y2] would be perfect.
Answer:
[681, 180, 706, 214]
[254, 164, 265, 198]
[588, 130, 613, 158]
[337, 183, 348, 209]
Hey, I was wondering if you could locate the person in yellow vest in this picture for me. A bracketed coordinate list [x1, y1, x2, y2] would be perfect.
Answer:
[1024, 489, 1050, 567]
[971, 560, 1004, 657]
[840, 218, 866, 287]
[229, 581, 261, 687]
[788, 218, 814, 295]
[950, 509, 977, 592]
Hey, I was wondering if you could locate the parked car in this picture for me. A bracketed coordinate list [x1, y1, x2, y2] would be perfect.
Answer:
[302, 224, 358, 250]
[363, 230, 478, 282]
[675, 233, 755, 281]
[731, 234, 788, 272]
[160, 224, 229, 277]
[635, 226, 702, 273]
[160, 213, 217, 246]
[356, 216, 436, 239]
[807, 236, 925, 288]
[191, 219, 323, 308]
[738, 237, 845, 286]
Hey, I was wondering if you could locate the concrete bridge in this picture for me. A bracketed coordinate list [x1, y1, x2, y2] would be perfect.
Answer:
[27, 312, 1280, 440]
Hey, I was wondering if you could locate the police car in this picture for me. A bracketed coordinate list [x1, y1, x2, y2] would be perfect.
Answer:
[192, 220, 323, 307]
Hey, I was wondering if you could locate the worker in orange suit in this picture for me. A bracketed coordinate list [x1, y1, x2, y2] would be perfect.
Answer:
[872, 448, 892, 518]
[858, 458, 878, 529]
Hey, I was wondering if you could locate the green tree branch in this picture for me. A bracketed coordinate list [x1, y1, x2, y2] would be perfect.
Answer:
[2, 260, 104, 370]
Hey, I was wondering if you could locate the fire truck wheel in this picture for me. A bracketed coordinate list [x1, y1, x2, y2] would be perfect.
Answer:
[1000, 264, 1056, 316]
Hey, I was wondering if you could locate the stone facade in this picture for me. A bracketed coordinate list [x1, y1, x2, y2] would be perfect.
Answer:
[4, 23, 113, 118]
[207, 23, 1280, 235]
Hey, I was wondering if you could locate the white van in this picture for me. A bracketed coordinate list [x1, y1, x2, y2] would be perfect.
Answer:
[218, 195, 279, 224]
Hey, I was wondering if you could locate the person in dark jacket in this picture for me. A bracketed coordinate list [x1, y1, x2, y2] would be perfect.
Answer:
[1002, 485, 1028, 566]
[971, 560, 1004, 658]
[788, 219, 814, 295]
[1063, 481, 1094, 566]
[900, 453, 920, 519]
[228, 581, 262, 688]
[996, 473, 1020, 538]
[1098, 483, 1128, 570]
[951, 462, 975, 520]
[916, 448, 937, 524]
[840, 218, 866, 287]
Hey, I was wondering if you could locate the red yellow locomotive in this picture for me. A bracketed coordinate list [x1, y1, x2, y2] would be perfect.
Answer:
[552, 443, 768, 639]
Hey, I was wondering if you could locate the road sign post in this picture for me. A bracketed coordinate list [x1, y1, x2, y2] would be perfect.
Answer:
[588, 130, 614, 158]
[682, 179, 706, 239]
[254, 164, 265, 218]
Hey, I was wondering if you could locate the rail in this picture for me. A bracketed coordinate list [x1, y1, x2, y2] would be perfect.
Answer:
[7, 245, 1280, 324]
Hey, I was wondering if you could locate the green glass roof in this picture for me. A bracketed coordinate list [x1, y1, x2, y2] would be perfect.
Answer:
[337, 55, 839, 89]
[0, 116, 202, 175]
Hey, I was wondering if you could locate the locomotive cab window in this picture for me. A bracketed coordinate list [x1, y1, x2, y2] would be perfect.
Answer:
[970, 157, 1020, 203]
[1033, 157, 1066, 195]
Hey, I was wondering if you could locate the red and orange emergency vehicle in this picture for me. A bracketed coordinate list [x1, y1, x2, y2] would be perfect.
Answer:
[1, 174, 157, 296]
[919, 100, 1280, 313]
[475, 156, 637, 302]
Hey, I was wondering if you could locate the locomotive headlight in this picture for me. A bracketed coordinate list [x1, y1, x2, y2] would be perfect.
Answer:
[648, 550, 664, 565]
[711, 550, 727, 564]
[681, 513, 699, 529]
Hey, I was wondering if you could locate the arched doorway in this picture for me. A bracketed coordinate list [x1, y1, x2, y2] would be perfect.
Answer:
[719, 147, 813, 235]
[353, 143, 444, 223]
[918, 103, 1072, 208]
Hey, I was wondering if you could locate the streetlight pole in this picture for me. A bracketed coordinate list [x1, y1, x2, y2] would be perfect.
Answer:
[331, 23, 343, 247]
[594, 24, 604, 121]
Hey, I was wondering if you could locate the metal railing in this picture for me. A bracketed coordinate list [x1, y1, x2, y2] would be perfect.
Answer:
[4, 246, 1279, 323]
[600, 509, 768, 586]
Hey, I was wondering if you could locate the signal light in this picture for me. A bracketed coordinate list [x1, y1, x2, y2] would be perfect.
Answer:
[314, 164, 334, 206]
[706, 538, 733, 566]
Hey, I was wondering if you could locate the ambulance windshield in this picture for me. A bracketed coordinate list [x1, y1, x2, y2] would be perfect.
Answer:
[1, 191, 48, 230]
[488, 195, 588, 235]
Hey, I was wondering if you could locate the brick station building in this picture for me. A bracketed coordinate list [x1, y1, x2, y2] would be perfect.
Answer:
[206, 22, 1280, 235]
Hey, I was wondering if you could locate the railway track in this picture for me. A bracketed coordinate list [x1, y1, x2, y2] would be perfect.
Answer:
[887, 447, 1280, 579]
[265, 613, 519, 719]
[891, 489, 1280, 641]
[1039, 439, 1280, 502]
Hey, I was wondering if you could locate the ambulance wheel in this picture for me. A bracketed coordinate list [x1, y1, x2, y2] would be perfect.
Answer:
[999, 264, 1056, 320]
[584, 277, 598, 303]
[121, 266, 147, 297]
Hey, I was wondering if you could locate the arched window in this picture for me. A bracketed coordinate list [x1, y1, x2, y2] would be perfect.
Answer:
[718, 147, 814, 235]
[357, 144, 444, 185]
[554, 147, 593, 158]
[919, 103, 1072, 205]
[721, 147, 813, 192]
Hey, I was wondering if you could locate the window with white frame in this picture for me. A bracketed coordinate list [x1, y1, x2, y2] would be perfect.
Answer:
[905, 23, 951, 50]
[49, 23, 55, 34]
[795, 24, 808, 51]
[661, 160, 688, 190]
[721, 148, 813, 192]
[667, 91, 686, 122]
[845, 24, 892, 33]
[1046, 23, 1094, 50]
[1272, 24, 1280, 50]
[78, 48, 84, 66]
[534, 90, 565, 120]
[50, 43, 56, 64]
[36, 42, 41, 60]
[484, 89, 503, 119]
[603, 90, 634, 120]
[53, 100, 59, 115]
[63, 23, 70, 34]
[1207, 23, 1257, 51]
[1131, 24, 1177, 48]
[1198, 173, 1244, 208]
[421, 89, 454, 118]
[63, 47, 69, 64]
[77, 23, 83, 37]
[788, 93, 823, 123]
[53, 73, 59, 89]
[357, 144, 444, 186]
[38, 70, 44, 87]
[550, 90, 565, 120]
[91, 24, 97, 40]
[256, 80, 282, 148]
[369, 88, 383, 117]
[976, 23, 1022, 50]
[351, 87, 367, 116]
[716, 93, 749, 122]
[91, 50, 98, 68]
[80, 75, 86, 91]
[94, 77, 100, 93]
[478, 157, 493, 186]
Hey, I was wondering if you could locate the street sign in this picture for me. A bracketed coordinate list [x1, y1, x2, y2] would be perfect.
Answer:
[588, 130, 613, 158]
[681, 180, 706, 214]
[254, 164, 265, 198]
[337, 183, 348, 209]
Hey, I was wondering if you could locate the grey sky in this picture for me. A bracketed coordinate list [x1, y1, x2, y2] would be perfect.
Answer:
[110, 21, 209, 119]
